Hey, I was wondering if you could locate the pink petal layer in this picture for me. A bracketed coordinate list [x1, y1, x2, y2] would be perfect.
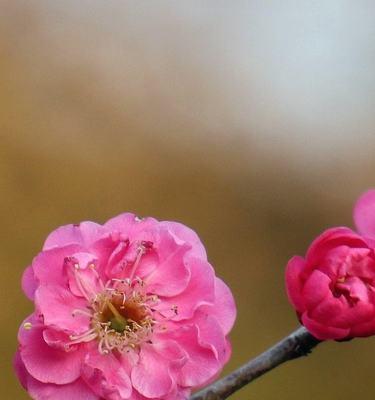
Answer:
[131, 343, 174, 398]
[194, 312, 229, 364]
[43, 329, 73, 351]
[145, 242, 190, 297]
[65, 252, 102, 299]
[43, 222, 109, 250]
[350, 315, 375, 337]
[200, 277, 236, 335]
[171, 325, 220, 387]
[32, 245, 81, 287]
[104, 213, 158, 239]
[346, 248, 375, 279]
[164, 387, 191, 400]
[301, 270, 331, 310]
[28, 378, 99, 400]
[83, 350, 132, 400]
[160, 221, 207, 260]
[305, 227, 366, 267]
[310, 294, 346, 327]
[301, 312, 349, 340]
[285, 256, 305, 312]
[22, 265, 39, 300]
[156, 257, 215, 321]
[313, 297, 375, 330]
[19, 323, 84, 384]
[15, 351, 97, 399]
[35, 285, 90, 334]
[14, 351, 28, 389]
[354, 189, 375, 238]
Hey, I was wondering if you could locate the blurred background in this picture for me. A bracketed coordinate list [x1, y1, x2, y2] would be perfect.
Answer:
[1, 1, 375, 399]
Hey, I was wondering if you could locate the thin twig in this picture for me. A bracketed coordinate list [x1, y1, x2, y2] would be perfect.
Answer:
[190, 326, 321, 400]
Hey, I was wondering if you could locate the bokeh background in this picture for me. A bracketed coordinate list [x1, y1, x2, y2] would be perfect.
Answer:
[2, 1, 375, 399]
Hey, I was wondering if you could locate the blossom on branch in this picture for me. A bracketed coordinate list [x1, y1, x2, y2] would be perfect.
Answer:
[286, 190, 375, 340]
[15, 214, 236, 400]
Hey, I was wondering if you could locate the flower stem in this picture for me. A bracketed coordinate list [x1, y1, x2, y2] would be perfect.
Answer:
[190, 326, 321, 400]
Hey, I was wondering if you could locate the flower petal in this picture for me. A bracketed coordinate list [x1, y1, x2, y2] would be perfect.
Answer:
[15, 351, 98, 400]
[310, 294, 346, 326]
[285, 256, 305, 312]
[155, 257, 215, 321]
[160, 221, 207, 260]
[82, 350, 132, 400]
[22, 265, 39, 300]
[104, 213, 158, 239]
[43, 222, 109, 250]
[346, 248, 375, 280]
[194, 311, 229, 364]
[28, 378, 99, 400]
[164, 387, 191, 400]
[145, 239, 190, 297]
[131, 343, 174, 398]
[14, 351, 28, 389]
[344, 301, 375, 328]
[301, 270, 331, 310]
[349, 314, 375, 337]
[171, 325, 221, 387]
[353, 189, 375, 238]
[35, 285, 90, 334]
[301, 312, 349, 340]
[32, 245, 81, 287]
[199, 277, 236, 335]
[64, 252, 103, 299]
[19, 323, 84, 384]
[305, 227, 366, 267]
[42, 329, 73, 351]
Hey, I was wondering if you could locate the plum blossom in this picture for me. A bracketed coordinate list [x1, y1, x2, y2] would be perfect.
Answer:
[285, 190, 375, 340]
[15, 214, 236, 400]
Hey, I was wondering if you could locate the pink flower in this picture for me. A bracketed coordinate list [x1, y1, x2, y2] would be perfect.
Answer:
[285, 190, 375, 340]
[15, 214, 236, 400]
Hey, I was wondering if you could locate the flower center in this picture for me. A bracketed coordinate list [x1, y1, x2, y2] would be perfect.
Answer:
[100, 292, 149, 333]
[70, 278, 159, 354]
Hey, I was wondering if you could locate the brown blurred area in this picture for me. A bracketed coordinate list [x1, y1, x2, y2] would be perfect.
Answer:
[2, 1, 375, 399]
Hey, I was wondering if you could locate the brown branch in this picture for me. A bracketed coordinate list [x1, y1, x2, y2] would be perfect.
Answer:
[190, 326, 321, 400]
